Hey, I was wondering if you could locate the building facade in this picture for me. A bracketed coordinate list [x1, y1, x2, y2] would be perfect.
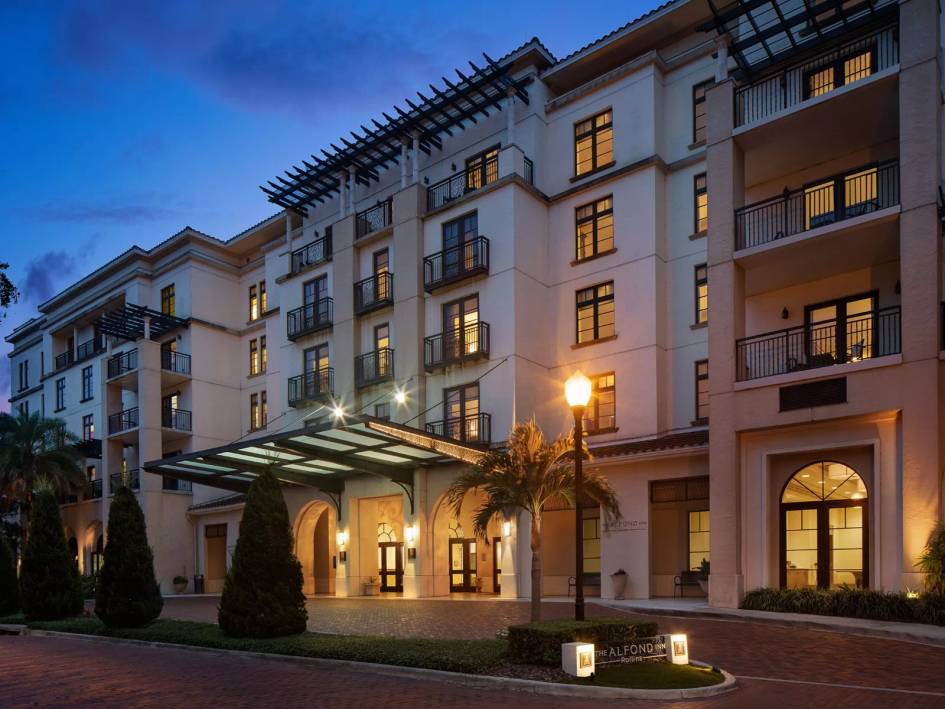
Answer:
[6, 0, 943, 605]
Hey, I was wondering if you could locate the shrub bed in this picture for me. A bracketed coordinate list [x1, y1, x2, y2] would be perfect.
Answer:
[508, 618, 658, 666]
[741, 587, 945, 626]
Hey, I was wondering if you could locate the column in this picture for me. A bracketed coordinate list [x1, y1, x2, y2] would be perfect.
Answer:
[347, 165, 356, 215]
[505, 89, 516, 145]
[338, 171, 347, 219]
[400, 139, 409, 189]
[411, 133, 420, 185]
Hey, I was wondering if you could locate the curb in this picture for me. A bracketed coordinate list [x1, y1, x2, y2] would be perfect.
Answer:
[23, 629, 737, 700]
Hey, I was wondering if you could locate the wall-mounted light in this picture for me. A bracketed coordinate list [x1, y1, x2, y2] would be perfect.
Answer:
[781, 307, 790, 320]
[336, 530, 348, 547]
[404, 524, 417, 545]
[502, 520, 512, 538]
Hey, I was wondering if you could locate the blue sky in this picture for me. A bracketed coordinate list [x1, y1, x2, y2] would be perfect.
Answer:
[0, 0, 657, 406]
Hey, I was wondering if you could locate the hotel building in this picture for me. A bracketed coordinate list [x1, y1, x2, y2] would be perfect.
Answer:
[6, 0, 942, 605]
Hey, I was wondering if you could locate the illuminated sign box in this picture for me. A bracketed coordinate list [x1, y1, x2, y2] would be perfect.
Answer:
[561, 642, 595, 677]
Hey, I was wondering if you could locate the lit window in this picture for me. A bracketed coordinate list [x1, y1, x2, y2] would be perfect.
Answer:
[694, 173, 708, 234]
[574, 109, 613, 176]
[248, 285, 258, 321]
[259, 281, 267, 314]
[249, 339, 259, 376]
[584, 373, 615, 433]
[694, 264, 708, 324]
[695, 360, 709, 422]
[575, 196, 614, 261]
[260, 390, 268, 427]
[250, 393, 260, 431]
[465, 147, 499, 190]
[576, 282, 615, 344]
[160, 285, 175, 317]
[692, 80, 711, 144]
[260, 336, 267, 373]
[805, 49, 873, 99]
[82, 414, 94, 441]
[583, 514, 601, 573]
[688, 510, 710, 571]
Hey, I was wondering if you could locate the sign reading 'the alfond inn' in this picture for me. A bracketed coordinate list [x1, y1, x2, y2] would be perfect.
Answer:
[596, 634, 689, 666]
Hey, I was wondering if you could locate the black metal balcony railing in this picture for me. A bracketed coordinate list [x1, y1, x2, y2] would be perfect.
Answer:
[736, 306, 900, 382]
[110, 469, 140, 492]
[355, 198, 393, 239]
[76, 334, 106, 362]
[354, 272, 394, 315]
[735, 160, 899, 250]
[424, 321, 490, 371]
[423, 236, 489, 292]
[286, 298, 333, 340]
[107, 349, 138, 379]
[161, 349, 191, 375]
[427, 155, 499, 211]
[108, 407, 139, 434]
[735, 25, 899, 127]
[54, 350, 74, 371]
[290, 233, 332, 274]
[287, 368, 334, 407]
[425, 412, 492, 445]
[355, 348, 394, 388]
[84, 478, 103, 500]
[162, 407, 192, 431]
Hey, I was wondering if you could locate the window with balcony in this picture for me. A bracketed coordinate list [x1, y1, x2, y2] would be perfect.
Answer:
[692, 80, 711, 144]
[804, 47, 874, 100]
[694, 173, 708, 234]
[584, 373, 615, 434]
[574, 109, 613, 177]
[82, 414, 94, 442]
[442, 383, 484, 443]
[55, 377, 65, 412]
[160, 284, 175, 317]
[81, 365, 93, 401]
[694, 264, 708, 325]
[695, 360, 709, 423]
[575, 196, 614, 261]
[465, 146, 499, 191]
[444, 295, 480, 356]
[576, 282, 615, 344]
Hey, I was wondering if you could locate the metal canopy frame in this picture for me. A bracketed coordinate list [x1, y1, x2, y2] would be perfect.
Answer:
[143, 416, 486, 519]
[700, 0, 897, 77]
[96, 303, 189, 342]
[260, 53, 529, 216]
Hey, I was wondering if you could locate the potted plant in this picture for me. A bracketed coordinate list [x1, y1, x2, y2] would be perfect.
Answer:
[362, 575, 380, 596]
[611, 568, 628, 600]
[173, 575, 188, 594]
[697, 559, 710, 594]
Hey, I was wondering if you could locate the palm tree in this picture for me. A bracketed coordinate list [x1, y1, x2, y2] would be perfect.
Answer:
[446, 418, 621, 621]
[0, 412, 85, 541]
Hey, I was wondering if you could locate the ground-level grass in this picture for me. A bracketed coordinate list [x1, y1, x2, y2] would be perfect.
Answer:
[567, 661, 725, 689]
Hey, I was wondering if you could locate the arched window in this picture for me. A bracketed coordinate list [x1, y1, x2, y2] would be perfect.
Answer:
[781, 461, 868, 590]
[377, 522, 396, 543]
[448, 520, 464, 539]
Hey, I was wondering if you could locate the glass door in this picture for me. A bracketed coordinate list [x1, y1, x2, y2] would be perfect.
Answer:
[378, 542, 403, 592]
[444, 384, 480, 442]
[783, 506, 819, 589]
[303, 344, 329, 395]
[374, 324, 390, 377]
[442, 213, 477, 279]
[442, 295, 479, 360]
[373, 248, 390, 301]
[449, 539, 478, 592]
[828, 504, 865, 588]
[805, 293, 876, 366]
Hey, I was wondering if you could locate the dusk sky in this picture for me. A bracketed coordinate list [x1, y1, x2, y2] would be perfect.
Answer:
[0, 0, 655, 406]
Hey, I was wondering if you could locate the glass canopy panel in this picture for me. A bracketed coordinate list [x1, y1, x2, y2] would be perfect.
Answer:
[282, 463, 338, 475]
[242, 446, 304, 461]
[383, 445, 440, 459]
[317, 429, 388, 447]
[217, 451, 282, 464]
[187, 460, 239, 472]
[354, 450, 414, 464]
[290, 435, 356, 452]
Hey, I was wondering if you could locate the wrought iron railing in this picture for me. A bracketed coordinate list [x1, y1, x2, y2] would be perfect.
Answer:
[161, 349, 191, 375]
[735, 306, 900, 381]
[423, 236, 489, 292]
[425, 412, 491, 445]
[354, 272, 394, 314]
[162, 407, 192, 431]
[76, 334, 106, 362]
[355, 348, 395, 387]
[108, 407, 139, 434]
[355, 198, 393, 238]
[287, 368, 334, 406]
[427, 155, 499, 210]
[735, 24, 899, 127]
[107, 349, 138, 379]
[110, 469, 140, 492]
[290, 233, 332, 274]
[286, 298, 333, 339]
[735, 160, 899, 250]
[524, 156, 534, 185]
[424, 321, 490, 370]
[54, 350, 74, 371]
[84, 478, 103, 500]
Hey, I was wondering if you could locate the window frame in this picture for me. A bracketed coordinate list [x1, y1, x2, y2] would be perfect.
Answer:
[249, 338, 259, 376]
[575, 281, 615, 344]
[687, 509, 710, 571]
[55, 377, 65, 412]
[260, 336, 267, 373]
[584, 372, 616, 434]
[250, 392, 260, 431]
[81, 365, 94, 401]
[574, 195, 615, 262]
[694, 359, 709, 423]
[573, 109, 614, 177]
[160, 284, 175, 318]
[259, 280, 267, 314]
[694, 173, 708, 234]
[465, 145, 500, 190]
[694, 264, 708, 325]
[692, 80, 712, 145]
[82, 414, 94, 442]
[248, 284, 258, 321]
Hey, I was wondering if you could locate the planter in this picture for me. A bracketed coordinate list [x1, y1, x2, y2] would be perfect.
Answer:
[173, 581, 188, 594]
[362, 582, 380, 596]
[611, 572, 628, 600]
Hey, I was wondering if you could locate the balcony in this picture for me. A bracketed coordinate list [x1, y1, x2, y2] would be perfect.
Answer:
[353, 272, 394, 315]
[423, 236, 489, 293]
[355, 198, 392, 239]
[54, 350, 74, 371]
[424, 322, 490, 371]
[76, 334, 106, 362]
[107, 349, 138, 379]
[162, 407, 192, 432]
[290, 233, 332, 275]
[736, 160, 899, 251]
[286, 298, 333, 340]
[161, 349, 191, 386]
[108, 407, 139, 435]
[736, 306, 900, 382]
[425, 413, 491, 446]
[355, 348, 394, 388]
[735, 25, 898, 129]
[110, 469, 140, 492]
[84, 478, 103, 500]
[287, 368, 334, 407]
[427, 154, 499, 211]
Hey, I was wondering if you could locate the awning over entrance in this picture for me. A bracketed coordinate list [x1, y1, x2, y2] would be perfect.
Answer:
[143, 417, 486, 515]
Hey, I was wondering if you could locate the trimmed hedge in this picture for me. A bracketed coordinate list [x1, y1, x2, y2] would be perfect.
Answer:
[741, 587, 945, 626]
[508, 618, 659, 666]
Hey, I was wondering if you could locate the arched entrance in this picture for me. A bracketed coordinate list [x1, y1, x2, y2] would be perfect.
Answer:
[431, 489, 502, 596]
[293, 500, 336, 596]
[83, 521, 103, 576]
[64, 526, 78, 569]
[780, 461, 868, 590]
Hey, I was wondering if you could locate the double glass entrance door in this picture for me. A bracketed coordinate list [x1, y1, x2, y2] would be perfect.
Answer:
[378, 542, 403, 592]
[783, 502, 866, 590]
[449, 539, 478, 592]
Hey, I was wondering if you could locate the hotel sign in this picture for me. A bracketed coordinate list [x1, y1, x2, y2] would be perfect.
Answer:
[595, 634, 689, 666]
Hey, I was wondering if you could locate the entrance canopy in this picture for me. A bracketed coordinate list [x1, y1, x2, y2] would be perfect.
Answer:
[143, 416, 486, 514]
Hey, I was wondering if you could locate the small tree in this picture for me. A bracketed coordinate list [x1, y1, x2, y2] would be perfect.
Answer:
[19, 486, 82, 620]
[95, 486, 163, 627]
[218, 468, 307, 637]
[918, 521, 945, 596]
[0, 533, 18, 615]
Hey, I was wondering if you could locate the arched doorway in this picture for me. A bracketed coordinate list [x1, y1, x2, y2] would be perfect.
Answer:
[83, 521, 103, 576]
[780, 461, 868, 590]
[293, 500, 336, 596]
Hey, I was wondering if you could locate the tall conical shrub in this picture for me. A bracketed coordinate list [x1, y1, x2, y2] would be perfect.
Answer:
[95, 486, 163, 627]
[0, 533, 18, 615]
[218, 469, 307, 637]
[19, 489, 82, 620]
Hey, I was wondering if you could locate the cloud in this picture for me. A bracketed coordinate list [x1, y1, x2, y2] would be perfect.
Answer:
[17, 202, 177, 225]
[21, 249, 82, 304]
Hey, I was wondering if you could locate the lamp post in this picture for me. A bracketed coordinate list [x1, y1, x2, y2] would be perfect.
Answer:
[565, 371, 592, 621]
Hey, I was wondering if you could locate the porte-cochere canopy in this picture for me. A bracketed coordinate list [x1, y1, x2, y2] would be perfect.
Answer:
[781, 461, 867, 503]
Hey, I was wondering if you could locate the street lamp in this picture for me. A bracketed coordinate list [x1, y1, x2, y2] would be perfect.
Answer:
[565, 371, 592, 621]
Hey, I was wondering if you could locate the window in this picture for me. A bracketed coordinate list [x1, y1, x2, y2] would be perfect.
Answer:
[694, 173, 708, 233]
[695, 360, 709, 422]
[584, 373, 615, 433]
[444, 383, 481, 442]
[249, 285, 258, 321]
[303, 274, 328, 305]
[574, 109, 613, 176]
[82, 414, 94, 441]
[18, 401, 29, 417]
[259, 281, 267, 314]
[694, 264, 708, 324]
[465, 146, 499, 190]
[81, 365, 93, 401]
[375, 402, 390, 420]
[688, 510, 710, 571]
[160, 285, 175, 317]
[206, 523, 227, 538]
[374, 248, 390, 300]
[55, 378, 65, 411]
[575, 282, 615, 344]
[692, 81, 711, 144]
[260, 390, 267, 427]
[260, 336, 267, 373]
[249, 339, 259, 376]
[575, 196, 614, 261]
[304, 343, 330, 374]
[804, 48, 873, 99]
[18, 361, 29, 391]
[250, 393, 260, 431]
[583, 512, 601, 573]
[443, 295, 481, 358]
